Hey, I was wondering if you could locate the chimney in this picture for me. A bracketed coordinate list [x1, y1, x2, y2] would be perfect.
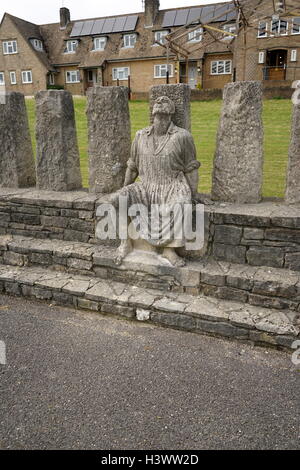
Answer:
[60, 7, 71, 29]
[144, 0, 160, 28]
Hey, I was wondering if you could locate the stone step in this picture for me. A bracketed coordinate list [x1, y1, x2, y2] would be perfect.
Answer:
[0, 264, 298, 351]
[0, 235, 300, 313]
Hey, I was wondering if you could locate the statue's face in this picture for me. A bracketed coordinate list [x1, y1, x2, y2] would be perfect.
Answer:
[153, 96, 173, 116]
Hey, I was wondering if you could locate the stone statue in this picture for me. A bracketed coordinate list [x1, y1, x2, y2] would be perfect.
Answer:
[106, 96, 200, 267]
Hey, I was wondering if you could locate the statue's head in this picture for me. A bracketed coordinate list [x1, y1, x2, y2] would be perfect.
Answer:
[153, 96, 176, 117]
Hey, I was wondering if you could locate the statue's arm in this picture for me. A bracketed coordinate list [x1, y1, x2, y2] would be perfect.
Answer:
[124, 133, 139, 187]
[183, 134, 200, 199]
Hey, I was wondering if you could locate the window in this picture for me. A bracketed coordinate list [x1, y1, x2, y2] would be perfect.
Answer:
[271, 19, 288, 35]
[154, 30, 169, 45]
[22, 70, 32, 84]
[154, 64, 173, 78]
[65, 40, 78, 53]
[10, 71, 17, 84]
[112, 67, 130, 80]
[258, 21, 268, 38]
[123, 34, 137, 48]
[211, 60, 232, 75]
[292, 17, 300, 35]
[66, 70, 80, 83]
[48, 73, 55, 85]
[291, 49, 297, 62]
[188, 28, 203, 42]
[222, 24, 236, 40]
[0, 72, 5, 85]
[31, 39, 43, 51]
[3, 40, 18, 54]
[93, 37, 107, 51]
[258, 51, 265, 64]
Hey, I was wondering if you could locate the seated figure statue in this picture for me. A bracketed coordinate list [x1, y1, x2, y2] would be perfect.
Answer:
[109, 95, 201, 267]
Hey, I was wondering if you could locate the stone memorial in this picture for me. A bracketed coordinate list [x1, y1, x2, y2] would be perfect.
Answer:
[87, 86, 131, 194]
[35, 90, 82, 191]
[104, 96, 200, 267]
[212, 81, 264, 204]
[285, 103, 300, 204]
[150, 83, 191, 131]
[0, 92, 35, 188]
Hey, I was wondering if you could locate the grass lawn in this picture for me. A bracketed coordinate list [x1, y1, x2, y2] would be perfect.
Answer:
[25, 97, 292, 198]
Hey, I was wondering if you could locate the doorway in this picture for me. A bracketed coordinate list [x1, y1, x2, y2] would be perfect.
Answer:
[266, 50, 287, 80]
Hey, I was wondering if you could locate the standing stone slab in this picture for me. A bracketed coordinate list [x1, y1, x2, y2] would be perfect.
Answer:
[87, 86, 131, 194]
[212, 81, 264, 204]
[285, 104, 300, 204]
[35, 90, 82, 191]
[150, 84, 191, 131]
[0, 92, 35, 188]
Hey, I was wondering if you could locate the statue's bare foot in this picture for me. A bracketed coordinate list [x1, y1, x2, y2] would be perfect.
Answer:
[162, 248, 186, 267]
[115, 240, 132, 266]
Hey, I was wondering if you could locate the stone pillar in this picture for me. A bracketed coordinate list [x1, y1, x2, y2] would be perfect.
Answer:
[87, 86, 131, 194]
[150, 84, 191, 131]
[0, 92, 35, 188]
[285, 104, 300, 204]
[35, 90, 82, 191]
[212, 81, 264, 204]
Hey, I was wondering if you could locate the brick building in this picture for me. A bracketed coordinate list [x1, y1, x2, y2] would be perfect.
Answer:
[0, 0, 299, 96]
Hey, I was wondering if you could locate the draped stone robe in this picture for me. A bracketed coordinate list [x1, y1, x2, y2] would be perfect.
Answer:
[121, 121, 200, 248]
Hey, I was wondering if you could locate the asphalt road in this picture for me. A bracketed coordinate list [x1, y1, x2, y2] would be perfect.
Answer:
[0, 294, 299, 450]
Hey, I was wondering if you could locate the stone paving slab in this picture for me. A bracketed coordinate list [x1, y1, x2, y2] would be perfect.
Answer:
[0, 264, 298, 350]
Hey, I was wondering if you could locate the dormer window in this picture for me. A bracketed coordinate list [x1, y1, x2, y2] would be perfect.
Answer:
[123, 34, 137, 48]
[31, 39, 43, 51]
[93, 37, 107, 51]
[3, 40, 18, 54]
[154, 30, 169, 46]
[65, 40, 78, 54]
[188, 28, 203, 42]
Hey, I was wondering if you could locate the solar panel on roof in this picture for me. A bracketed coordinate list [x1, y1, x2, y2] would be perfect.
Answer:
[102, 17, 116, 33]
[113, 16, 127, 32]
[187, 8, 202, 24]
[201, 5, 216, 23]
[91, 19, 105, 35]
[124, 15, 138, 32]
[162, 10, 177, 28]
[213, 4, 231, 22]
[70, 21, 84, 37]
[80, 20, 95, 36]
[174, 9, 189, 26]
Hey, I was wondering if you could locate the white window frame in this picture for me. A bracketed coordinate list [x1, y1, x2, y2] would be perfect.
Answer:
[123, 34, 137, 48]
[258, 21, 268, 38]
[154, 30, 169, 45]
[66, 70, 80, 83]
[292, 18, 300, 35]
[93, 37, 107, 51]
[112, 67, 130, 81]
[10, 71, 17, 85]
[188, 28, 203, 42]
[258, 51, 265, 64]
[65, 40, 78, 54]
[154, 64, 174, 79]
[291, 49, 297, 62]
[222, 24, 236, 40]
[21, 70, 33, 84]
[211, 60, 232, 75]
[0, 72, 5, 85]
[3, 40, 18, 54]
[271, 18, 288, 36]
[32, 39, 43, 51]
